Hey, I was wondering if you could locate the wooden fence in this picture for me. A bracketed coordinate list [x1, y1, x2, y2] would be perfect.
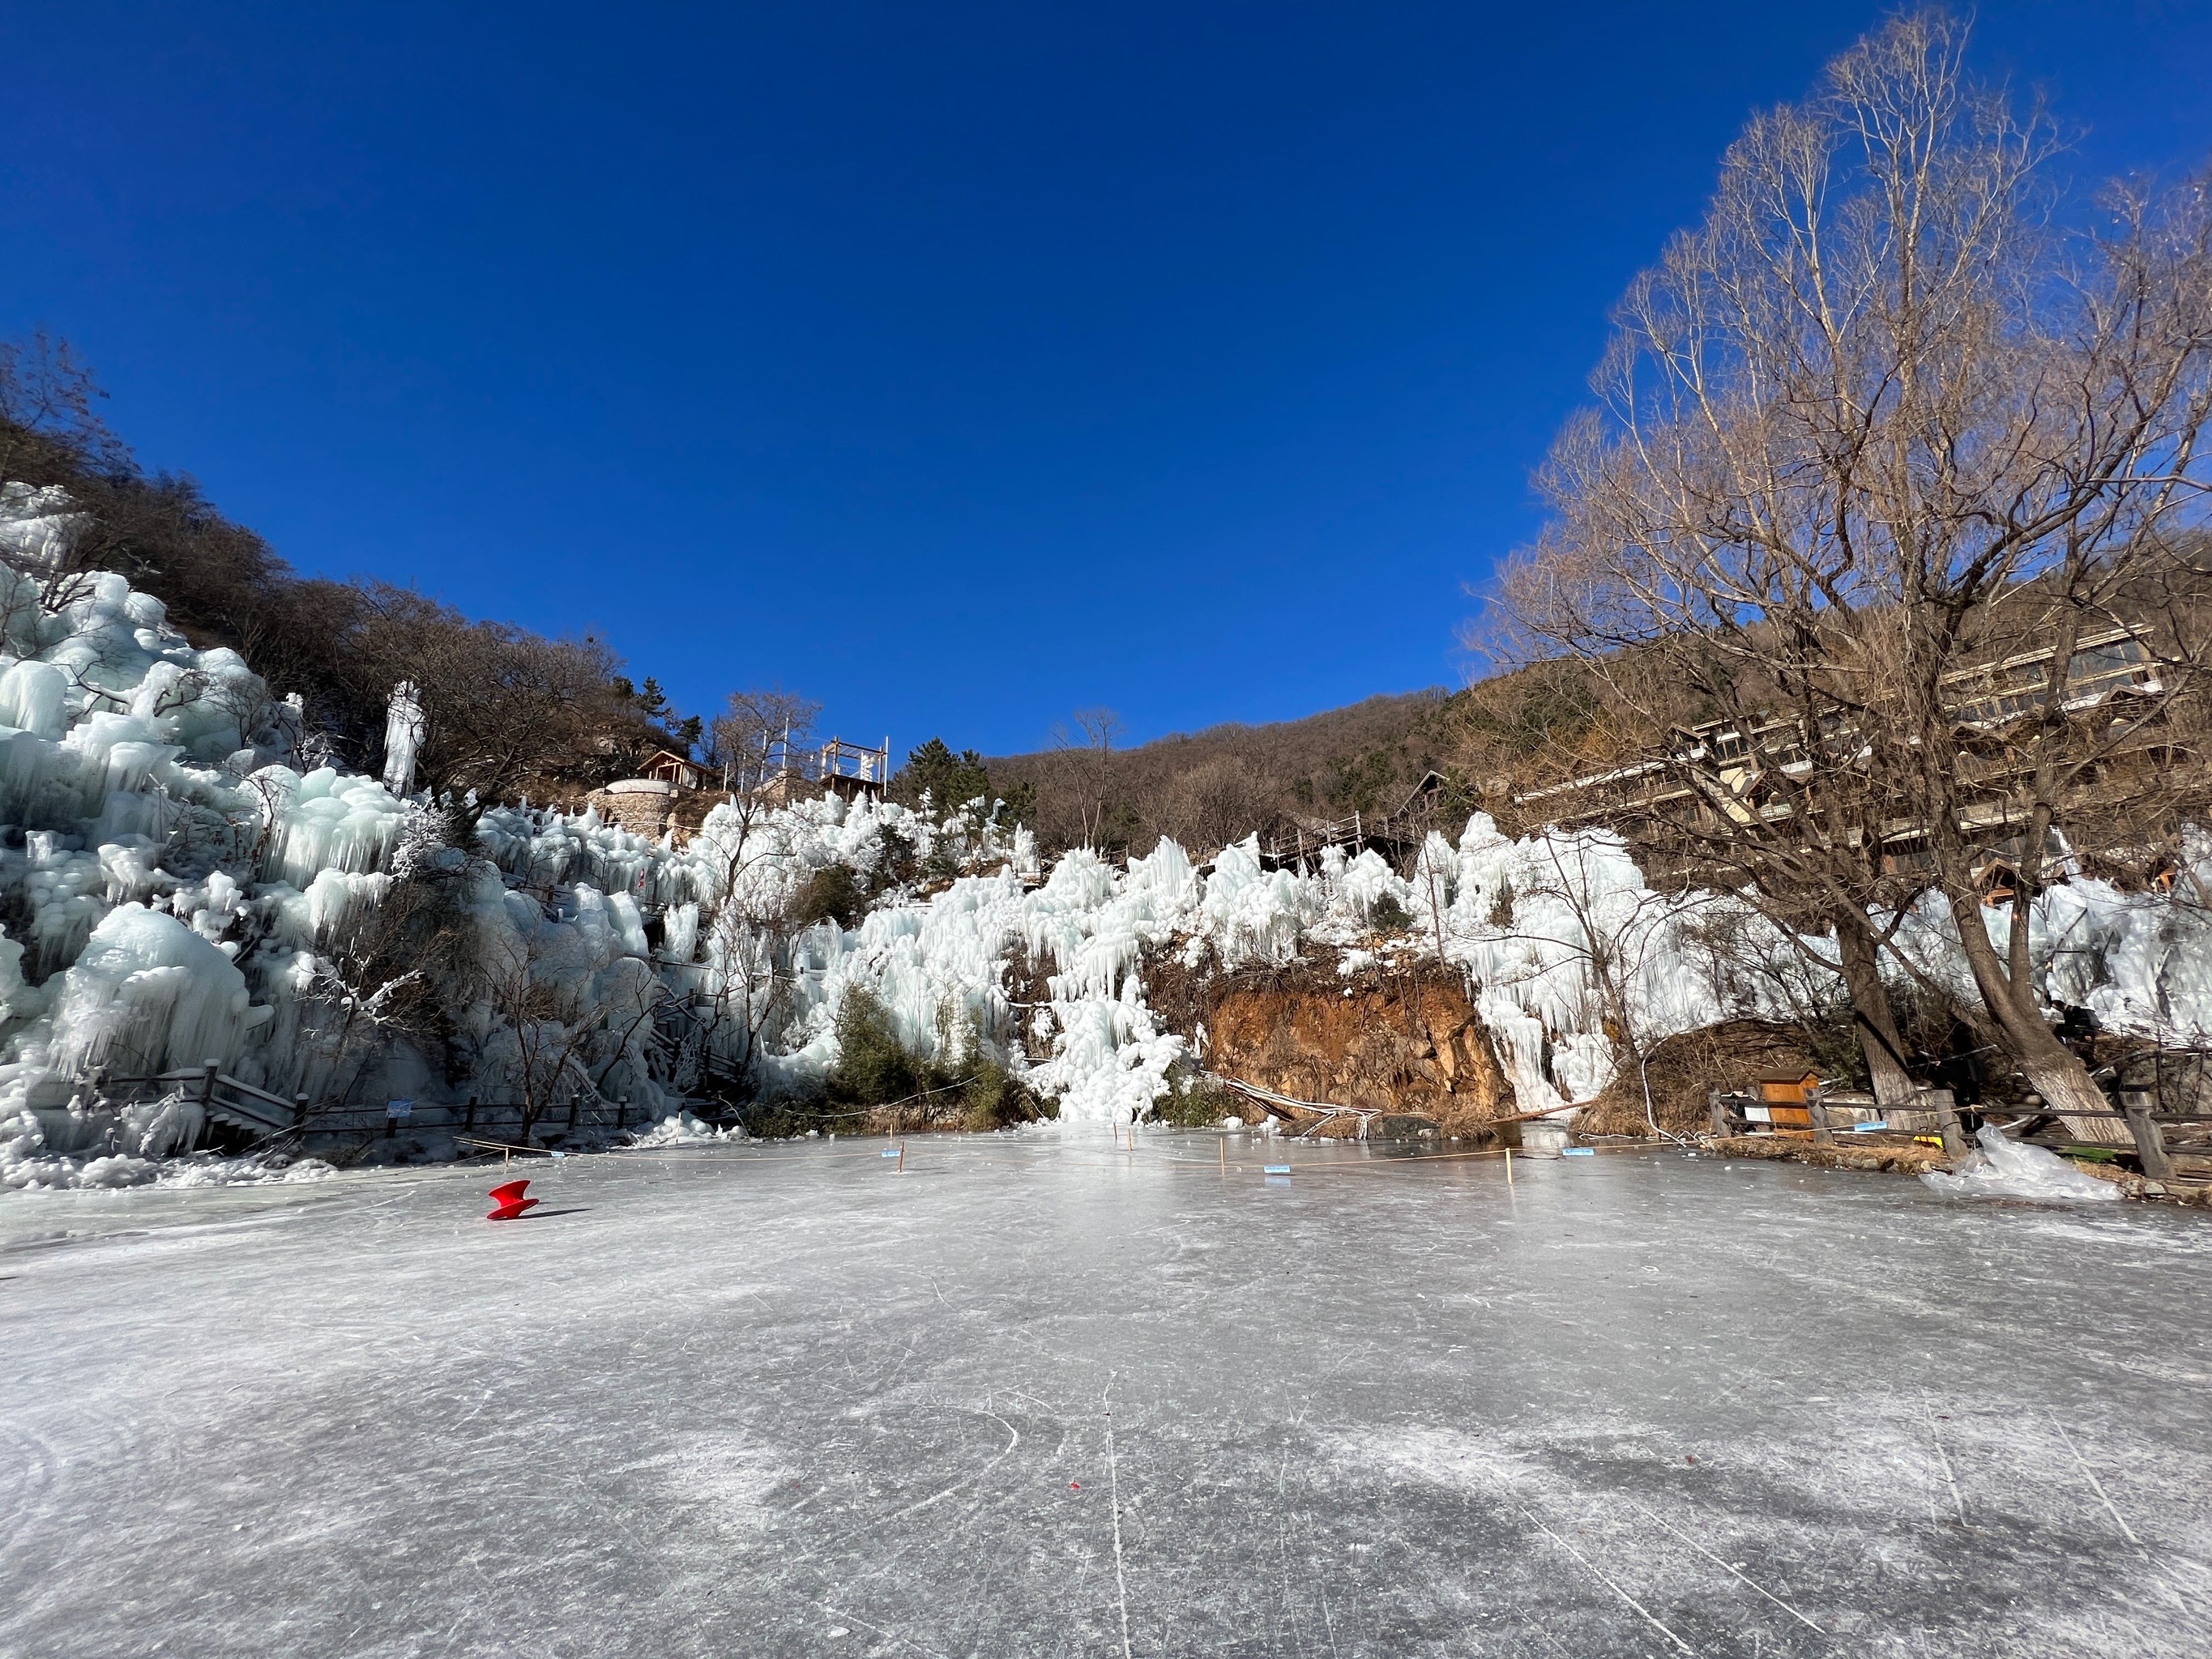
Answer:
[1709, 1081, 2212, 1181]
[77, 1060, 673, 1152]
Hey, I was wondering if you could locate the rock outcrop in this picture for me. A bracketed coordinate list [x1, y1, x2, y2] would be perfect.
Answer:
[1166, 956, 1516, 1137]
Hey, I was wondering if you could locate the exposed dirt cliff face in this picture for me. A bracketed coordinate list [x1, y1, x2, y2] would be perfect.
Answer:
[1147, 952, 1515, 1138]
[1142, 951, 1831, 1143]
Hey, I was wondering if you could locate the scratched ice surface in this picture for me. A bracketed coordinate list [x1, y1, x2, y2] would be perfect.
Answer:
[2, 1137, 2209, 1658]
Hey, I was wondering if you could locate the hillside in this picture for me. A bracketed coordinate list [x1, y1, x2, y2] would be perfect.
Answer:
[984, 688, 1454, 855]
[0, 338, 696, 806]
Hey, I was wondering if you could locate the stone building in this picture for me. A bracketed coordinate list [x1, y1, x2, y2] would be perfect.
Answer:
[583, 739, 893, 841]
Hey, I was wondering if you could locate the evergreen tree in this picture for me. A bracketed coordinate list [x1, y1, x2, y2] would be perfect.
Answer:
[895, 737, 994, 816]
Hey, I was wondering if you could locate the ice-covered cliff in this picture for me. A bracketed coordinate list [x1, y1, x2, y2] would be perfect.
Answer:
[7, 479, 2210, 1190]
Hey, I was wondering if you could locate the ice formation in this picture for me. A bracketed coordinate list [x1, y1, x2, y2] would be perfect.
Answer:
[6, 475, 2210, 1181]
[0, 484, 1161, 1166]
[626, 1111, 742, 1149]
[1884, 842, 2212, 1047]
[379, 681, 425, 796]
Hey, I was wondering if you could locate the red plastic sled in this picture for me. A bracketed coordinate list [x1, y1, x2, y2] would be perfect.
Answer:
[486, 1179, 540, 1221]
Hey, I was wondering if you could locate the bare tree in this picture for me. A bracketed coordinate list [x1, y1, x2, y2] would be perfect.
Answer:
[476, 923, 662, 1140]
[0, 331, 130, 482]
[1493, 11, 2212, 1128]
[1048, 706, 1125, 849]
[1492, 833, 1697, 1138]
[683, 691, 831, 1085]
[277, 839, 481, 1107]
[296, 897, 438, 1107]
[707, 687, 822, 795]
[335, 585, 655, 804]
[1151, 753, 1280, 855]
[690, 815, 813, 1082]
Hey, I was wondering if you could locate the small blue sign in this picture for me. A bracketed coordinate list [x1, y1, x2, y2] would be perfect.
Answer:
[1561, 1147, 1595, 1157]
[385, 1098, 413, 1119]
[1263, 1164, 1292, 1175]
[1851, 1120, 1890, 1133]
[881, 1148, 901, 1158]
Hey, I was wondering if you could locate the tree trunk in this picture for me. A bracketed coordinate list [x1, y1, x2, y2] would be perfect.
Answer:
[1833, 911, 1918, 1108]
[1942, 887, 2128, 1145]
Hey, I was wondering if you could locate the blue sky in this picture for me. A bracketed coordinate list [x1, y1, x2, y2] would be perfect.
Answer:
[4, 3, 2209, 756]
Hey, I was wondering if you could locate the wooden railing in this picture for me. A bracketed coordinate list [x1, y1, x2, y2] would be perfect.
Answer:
[74, 1061, 674, 1151]
[1709, 1081, 2211, 1179]
[92, 1062, 305, 1137]
[1261, 807, 1428, 872]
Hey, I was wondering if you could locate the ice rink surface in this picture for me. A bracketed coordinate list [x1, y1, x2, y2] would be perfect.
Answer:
[2, 1136, 2208, 1658]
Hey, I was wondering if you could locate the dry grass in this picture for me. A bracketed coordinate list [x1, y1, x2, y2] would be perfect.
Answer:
[1710, 1133, 1949, 1174]
[1580, 1021, 1824, 1138]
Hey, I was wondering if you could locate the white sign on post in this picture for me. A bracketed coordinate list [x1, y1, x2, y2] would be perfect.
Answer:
[386, 1099, 414, 1120]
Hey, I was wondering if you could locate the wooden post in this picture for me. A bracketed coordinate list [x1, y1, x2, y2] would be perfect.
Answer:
[1925, 1087, 1966, 1162]
[1808, 1087, 1834, 1147]
[1707, 1087, 1728, 1138]
[897, 1140, 906, 1174]
[464, 1094, 478, 1133]
[1505, 1147, 1514, 1184]
[293, 1093, 310, 1128]
[199, 1060, 220, 1153]
[617, 1098, 629, 1132]
[566, 1092, 581, 1137]
[2121, 1093, 2175, 1182]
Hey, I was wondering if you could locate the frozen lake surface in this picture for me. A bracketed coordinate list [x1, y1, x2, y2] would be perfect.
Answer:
[2, 1135, 2209, 1658]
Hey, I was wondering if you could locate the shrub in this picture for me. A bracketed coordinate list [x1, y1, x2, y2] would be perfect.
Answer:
[876, 826, 920, 890]
[961, 1059, 1042, 1131]
[736, 1098, 835, 1140]
[792, 864, 867, 930]
[809, 987, 1061, 1131]
[1150, 1070, 1243, 1128]
[827, 988, 920, 1105]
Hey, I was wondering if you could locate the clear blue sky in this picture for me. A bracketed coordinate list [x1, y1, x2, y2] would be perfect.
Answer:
[4, 3, 2209, 756]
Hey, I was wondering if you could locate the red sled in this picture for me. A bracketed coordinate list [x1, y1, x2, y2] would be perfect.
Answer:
[486, 1179, 539, 1221]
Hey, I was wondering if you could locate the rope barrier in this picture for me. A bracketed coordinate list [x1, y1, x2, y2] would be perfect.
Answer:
[465, 1125, 1666, 1180]
[1123, 1140, 1659, 1175]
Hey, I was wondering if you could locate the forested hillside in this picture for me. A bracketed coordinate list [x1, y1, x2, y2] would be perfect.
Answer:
[983, 689, 1454, 855]
[0, 335, 698, 807]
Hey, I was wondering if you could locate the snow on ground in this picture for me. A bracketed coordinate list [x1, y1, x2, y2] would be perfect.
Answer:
[1, 1141, 2206, 1657]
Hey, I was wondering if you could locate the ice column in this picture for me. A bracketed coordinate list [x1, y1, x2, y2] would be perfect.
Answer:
[382, 681, 425, 797]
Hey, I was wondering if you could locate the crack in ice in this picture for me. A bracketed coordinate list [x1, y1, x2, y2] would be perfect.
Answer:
[1104, 1373, 1133, 1659]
